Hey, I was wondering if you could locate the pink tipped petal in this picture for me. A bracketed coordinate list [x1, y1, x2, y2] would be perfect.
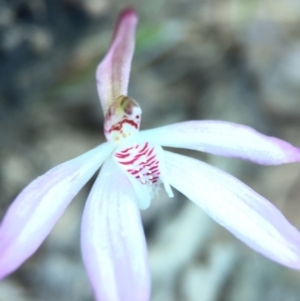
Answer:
[141, 120, 300, 165]
[0, 142, 113, 279]
[81, 159, 150, 301]
[96, 8, 138, 114]
[164, 151, 300, 269]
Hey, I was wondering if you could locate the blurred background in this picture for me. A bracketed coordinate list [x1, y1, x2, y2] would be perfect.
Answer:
[1, 0, 300, 300]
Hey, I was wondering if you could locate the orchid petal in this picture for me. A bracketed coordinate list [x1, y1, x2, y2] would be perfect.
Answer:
[81, 159, 150, 301]
[164, 151, 300, 269]
[96, 8, 138, 115]
[140, 120, 300, 165]
[0, 142, 113, 279]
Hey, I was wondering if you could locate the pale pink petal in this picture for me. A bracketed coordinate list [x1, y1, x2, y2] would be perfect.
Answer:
[164, 151, 300, 269]
[140, 120, 300, 165]
[96, 8, 138, 114]
[81, 159, 150, 301]
[0, 142, 114, 279]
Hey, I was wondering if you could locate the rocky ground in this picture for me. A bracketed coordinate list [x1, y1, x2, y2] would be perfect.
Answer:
[1, 0, 300, 300]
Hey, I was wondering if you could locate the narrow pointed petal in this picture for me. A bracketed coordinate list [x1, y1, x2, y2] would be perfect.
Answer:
[140, 121, 300, 165]
[164, 151, 300, 269]
[0, 143, 113, 279]
[96, 8, 138, 114]
[81, 159, 150, 301]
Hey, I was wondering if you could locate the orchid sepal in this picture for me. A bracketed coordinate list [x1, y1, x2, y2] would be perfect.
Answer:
[140, 120, 300, 165]
[164, 150, 300, 269]
[0, 142, 113, 279]
[81, 159, 150, 301]
[96, 9, 138, 115]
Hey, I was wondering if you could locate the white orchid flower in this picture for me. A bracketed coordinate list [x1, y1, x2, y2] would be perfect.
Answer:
[1, 8, 300, 301]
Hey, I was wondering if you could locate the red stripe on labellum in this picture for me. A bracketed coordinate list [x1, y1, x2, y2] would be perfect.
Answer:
[117, 157, 138, 165]
[115, 153, 130, 159]
[139, 142, 148, 153]
[127, 169, 140, 175]
[147, 148, 154, 156]
[114, 141, 161, 186]
[120, 147, 133, 153]
[145, 155, 156, 164]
